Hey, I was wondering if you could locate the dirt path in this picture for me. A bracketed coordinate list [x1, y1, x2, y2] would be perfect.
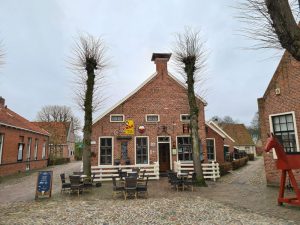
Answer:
[0, 161, 81, 203]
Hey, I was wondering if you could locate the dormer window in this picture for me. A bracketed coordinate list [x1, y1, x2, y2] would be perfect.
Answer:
[180, 114, 190, 122]
[146, 114, 160, 122]
[110, 114, 125, 122]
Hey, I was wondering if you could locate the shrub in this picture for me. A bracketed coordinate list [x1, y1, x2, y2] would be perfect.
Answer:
[247, 153, 255, 161]
[48, 157, 70, 166]
[232, 156, 248, 170]
[219, 162, 232, 176]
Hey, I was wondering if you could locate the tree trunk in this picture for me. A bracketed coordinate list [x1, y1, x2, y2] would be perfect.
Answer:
[82, 67, 95, 177]
[185, 64, 206, 186]
[265, 0, 300, 60]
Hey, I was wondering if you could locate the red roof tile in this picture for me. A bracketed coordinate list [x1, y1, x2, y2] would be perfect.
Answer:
[32, 122, 70, 144]
[0, 105, 49, 136]
[220, 123, 254, 146]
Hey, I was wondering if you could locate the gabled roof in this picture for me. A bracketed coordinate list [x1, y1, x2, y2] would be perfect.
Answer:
[32, 122, 71, 143]
[0, 105, 49, 136]
[207, 121, 235, 142]
[219, 123, 254, 146]
[93, 72, 207, 124]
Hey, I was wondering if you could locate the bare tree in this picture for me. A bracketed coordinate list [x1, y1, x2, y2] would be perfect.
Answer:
[36, 105, 81, 131]
[237, 0, 300, 60]
[172, 28, 207, 186]
[70, 33, 108, 177]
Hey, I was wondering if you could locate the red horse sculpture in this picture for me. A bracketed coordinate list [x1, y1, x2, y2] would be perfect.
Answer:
[265, 134, 300, 206]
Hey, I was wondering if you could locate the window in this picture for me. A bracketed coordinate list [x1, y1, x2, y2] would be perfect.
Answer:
[18, 143, 24, 161]
[136, 137, 148, 164]
[271, 113, 297, 153]
[27, 138, 32, 160]
[206, 139, 215, 161]
[180, 114, 190, 122]
[146, 114, 159, 122]
[0, 134, 4, 164]
[34, 139, 38, 160]
[42, 141, 46, 159]
[177, 137, 192, 161]
[100, 138, 113, 165]
[110, 114, 124, 122]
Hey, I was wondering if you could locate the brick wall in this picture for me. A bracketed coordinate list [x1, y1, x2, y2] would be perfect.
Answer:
[258, 52, 300, 186]
[205, 125, 225, 163]
[92, 55, 207, 169]
[0, 125, 49, 176]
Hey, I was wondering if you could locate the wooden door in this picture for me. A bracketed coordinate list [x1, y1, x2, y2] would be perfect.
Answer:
[159, 143, 170, 172]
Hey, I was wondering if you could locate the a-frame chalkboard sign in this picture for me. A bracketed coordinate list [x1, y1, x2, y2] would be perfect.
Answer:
[35, 171, 53, 200]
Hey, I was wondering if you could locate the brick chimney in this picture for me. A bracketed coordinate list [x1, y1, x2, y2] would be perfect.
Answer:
[151, 53, 171, 79]
[0, 96, 5, 107]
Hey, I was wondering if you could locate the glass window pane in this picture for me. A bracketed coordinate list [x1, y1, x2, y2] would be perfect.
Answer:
[280, 116, 286, 123]
[286, 115, 293, 123]
[273, 117, 279, 124]
[280, 123, 287, 131]
[287, 123, 294, 131]
[274, 124, 280, 132]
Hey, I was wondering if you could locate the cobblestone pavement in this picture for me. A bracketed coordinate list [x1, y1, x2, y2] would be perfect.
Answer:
[0, 158, 300, 224]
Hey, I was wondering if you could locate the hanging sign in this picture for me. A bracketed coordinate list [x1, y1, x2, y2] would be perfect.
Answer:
[35, 171, 53, 200]
[124, 119, 134, 135]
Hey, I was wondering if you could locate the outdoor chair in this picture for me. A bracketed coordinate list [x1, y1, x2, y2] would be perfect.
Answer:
[137, 176, 149, 198]
[69, 175, 84, 196]
[132, 168, 140, 176]
[119, 170, 128, 180]
[169, 172, 182, 191]
[183, 172, 197, 191]
[112, 177, 124, 199]
[167, 172, 177, 184]
[60, 173, 71, 193]
[138, 170, 146, 181]
[124, 177, 137, 200]
[83, 173, 95, 190]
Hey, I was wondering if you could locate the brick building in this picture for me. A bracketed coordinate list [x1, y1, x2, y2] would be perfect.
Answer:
[205, 121, 235, 163]
[258, 51, 300, 186]
[91, 53, 209, 173]
[32, 121, 75, 160]
[0, 97, 49, 176]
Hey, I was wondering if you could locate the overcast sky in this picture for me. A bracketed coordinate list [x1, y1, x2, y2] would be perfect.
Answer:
[0, 0, 282, 126]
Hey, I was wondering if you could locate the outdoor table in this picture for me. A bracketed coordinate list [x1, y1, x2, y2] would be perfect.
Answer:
[127, 171, 138, 178]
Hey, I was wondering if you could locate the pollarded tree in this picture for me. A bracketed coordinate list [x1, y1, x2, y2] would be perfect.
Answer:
[172, 28, 207, 186]
[70, 33, 108, 177]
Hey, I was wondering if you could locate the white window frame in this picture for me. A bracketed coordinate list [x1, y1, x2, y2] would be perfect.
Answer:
[98, 136, 114, 166]
[27, 137, 32, 160]
[176, 135, 193, 162]
[0, 134, 4, 164]
[269, 111, 300, 159]
[34, 139, 38, 160]
[135, 136, 149, 165]
[206, 138, 216, 161]
[110, 114, 125, 123]
[42, 141, 46, 159]
[145, 114, 160, 122]
[18, 143, 24, 161]
[180, 114, 190, 123]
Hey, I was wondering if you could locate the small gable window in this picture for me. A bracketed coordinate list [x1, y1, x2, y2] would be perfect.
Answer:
[110, 114, 125, 122]
[180, 114, 190, 122]
[146, 114, 160, 122]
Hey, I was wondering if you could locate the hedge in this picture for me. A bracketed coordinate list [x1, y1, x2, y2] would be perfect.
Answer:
[48, 157, 70, 166]
[219, 162, 232, 176]
[232, 156, 248, 170]
[247, 153, 255, 161]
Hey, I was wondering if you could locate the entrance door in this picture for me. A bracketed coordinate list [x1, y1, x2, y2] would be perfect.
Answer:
[159, 143, 170, 172]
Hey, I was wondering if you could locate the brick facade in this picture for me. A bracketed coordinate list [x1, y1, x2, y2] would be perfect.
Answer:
[0, 125, 49, 176]
[205, 125, 225, 163]
[91, 53, 207, 171]
[258, 52, 300, 186]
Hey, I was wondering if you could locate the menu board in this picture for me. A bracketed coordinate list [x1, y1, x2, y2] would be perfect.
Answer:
[35, 171, 53, 199]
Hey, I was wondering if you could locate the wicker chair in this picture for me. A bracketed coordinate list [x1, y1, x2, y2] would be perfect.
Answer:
[183, 172, 197, 191]
[112, 177, 124, 199]
[69, 175, 84, 196]
[137, 176, 149, 198]
[124, 177, 137, 200]
[60, 173, 71, 193]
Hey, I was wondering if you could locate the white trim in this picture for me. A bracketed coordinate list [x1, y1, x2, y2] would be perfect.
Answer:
[205, 122, 226, 138]
[0, 134, 3, 164]
[145, 114, 160, 123]
[134, 136, 150, 165]
[208, 121, 236, 143]
[98, 136, 114, 166]
[110, 114, 125, 123]
[268, 111, 299, 157]
[206, 138, 216, 161]
[176, 135, 191, 162]
[180, 114, 190, 123]
[34, 139, 38, 160]
[0, 122, 49, 136]
[92, 71, 207, 125]
[157, 136, 172, 170]
[27, 137, 32, 160]
[42, 141, 46, 159]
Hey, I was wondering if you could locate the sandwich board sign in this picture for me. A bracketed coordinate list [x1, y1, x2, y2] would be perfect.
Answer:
[35, 171, 53, 199]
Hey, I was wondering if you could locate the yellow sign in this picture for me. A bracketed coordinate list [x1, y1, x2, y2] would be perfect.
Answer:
[124, 119, 134, 135]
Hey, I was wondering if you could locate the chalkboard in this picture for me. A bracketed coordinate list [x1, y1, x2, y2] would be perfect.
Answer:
[35, 171, 53, 199]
